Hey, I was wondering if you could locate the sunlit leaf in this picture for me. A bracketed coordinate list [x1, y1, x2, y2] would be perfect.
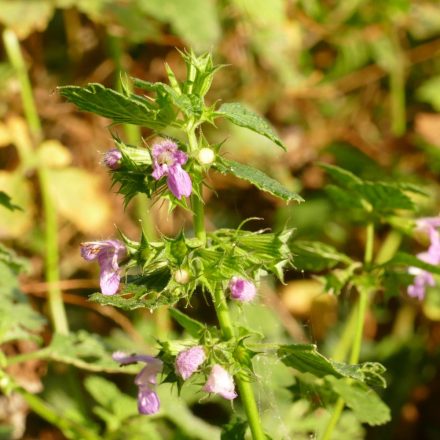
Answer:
[214, 159, 303, 203]
[215, 103, 286, 150]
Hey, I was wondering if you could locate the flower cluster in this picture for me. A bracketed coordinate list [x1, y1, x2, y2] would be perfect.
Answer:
[151, 140, 192, 200]
[408, 217, 440, 300]
[80, 240, 126, 295]
[113, 352, 163, 415]
[174, 346, 237, 401]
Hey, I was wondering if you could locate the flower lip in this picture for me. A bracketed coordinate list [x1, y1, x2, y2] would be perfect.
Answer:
[203, 364, 237, 400]
[80, 240, 126, 295]
[229, 276, 257, 302]
[175, 346, 206, 380]
[151, 139, 192, 199]
[103, 148, 122, 170]
[113, 351, 163, 415]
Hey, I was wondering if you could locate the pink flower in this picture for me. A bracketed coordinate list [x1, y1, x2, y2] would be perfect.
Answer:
[151, 140, 192, 199]
[202, 364, 237, 400]
[80, 240, 126, 295]
[175, 346, 206, 380]
[113, 351, 163, 415]
[408, 217, 440, 300]
[229, 276, 256, 302]
[103, 148, 122, 169]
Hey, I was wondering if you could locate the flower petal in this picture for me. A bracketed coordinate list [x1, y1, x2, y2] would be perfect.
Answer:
[167, 165, 192, 199]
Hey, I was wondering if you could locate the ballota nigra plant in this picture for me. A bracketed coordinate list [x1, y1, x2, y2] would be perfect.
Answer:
[56, 50, 440, 439]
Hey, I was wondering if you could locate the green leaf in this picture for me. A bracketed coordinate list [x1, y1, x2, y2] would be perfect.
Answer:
[319, 163, 362, 187]
[221, 416, 248, 440]
[278, 344, 386, 388]
[169, 308, 205, 338]
[327, 377, 391, 426]
[0, 260, 45, 344]
[46, 331, 135, 373]
[353, 181, 415, 212]
[215, 102, 286, 150]
[0, 191, 21, 211]
[386, 251, 440, 276]
[138, 0, 220, 52]
[58, 83, 170, 129]
[84, 376, 136, 430]
[416, 75, 440, 111]
[214, 158, 303, 203]
[291, 240, 353, 271]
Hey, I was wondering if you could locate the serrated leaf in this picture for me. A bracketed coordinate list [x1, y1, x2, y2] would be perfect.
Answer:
[353, 181, 415, 212]
[214, 158, 303, 203]
[58, 83, 170, 129]
[278, 344, 386, 388]
[216, 102, 285, 150]
[320, 163, 362, 187]
[169, 308, 204, 338]
[291, 240, 352, 271]
[327, 377, 391, 426]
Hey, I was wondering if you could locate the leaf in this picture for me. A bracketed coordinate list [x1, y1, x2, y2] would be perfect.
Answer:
[84, 376, 136, 429]
[214, 158, 303, 203]
[221, 416, 248, 440]
[0, 260, 45, 344]
[138, 0, 221, 52]
[319, 163, 362, 187]
[58, 83, 170, 129]
[215, 102, 286, 150]
[169, 308, 205, 338]
[290, 240, 352, 271]
[416, 75, 440, 111]
[327, 377, 391, 426]
[46, 331, 136, 373]
[353, 181, 415, 212]
[386, 251, 440, 276]
[278, 344, 386, 388]
[0, 1, 54, 39]
[46, 167, 112, 234]
[0, 191, 21, 211]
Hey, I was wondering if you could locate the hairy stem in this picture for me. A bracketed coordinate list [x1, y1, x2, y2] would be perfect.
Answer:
[3, 29, 69, 335]
[187, 126, 266, 440]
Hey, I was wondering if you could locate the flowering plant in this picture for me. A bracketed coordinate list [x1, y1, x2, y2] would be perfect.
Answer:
[2, 49, 438, 440]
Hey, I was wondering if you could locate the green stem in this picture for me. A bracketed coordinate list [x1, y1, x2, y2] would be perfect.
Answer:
[39, 168, 69, 334]
[321, 398, 345, 440]
[213, 288, 266, 440]
[3, 28, 69, 334]
[20, 389, 100, 440]
[2, 29, 42, 140]
[322, 222, 375, 439]
[389, 29, 406, 137]
[187, 127, 265, 440]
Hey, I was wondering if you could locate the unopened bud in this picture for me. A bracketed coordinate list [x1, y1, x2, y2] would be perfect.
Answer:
[174, 269, 190, 284]
[103, 149, 122, 170]
[198, 148, 215, 165]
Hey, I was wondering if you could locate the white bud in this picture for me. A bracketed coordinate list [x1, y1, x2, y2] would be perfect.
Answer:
[198, 148, 215, 165]
[174, 269, 190, 284]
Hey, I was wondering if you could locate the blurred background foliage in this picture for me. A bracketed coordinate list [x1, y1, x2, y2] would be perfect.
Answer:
[1, 0, 440, 439]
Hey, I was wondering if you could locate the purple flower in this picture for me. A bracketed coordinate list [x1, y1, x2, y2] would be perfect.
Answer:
[408, 217, 440, 300]
[229, 276, 257, 302]
[103, 148, 122, 170]
[151, 140, 192, 199]
[202, 364, 237, 400]
[113, 351, 163, 415]
[80, 240, 126, 296]
[175, 346, 206, 380]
